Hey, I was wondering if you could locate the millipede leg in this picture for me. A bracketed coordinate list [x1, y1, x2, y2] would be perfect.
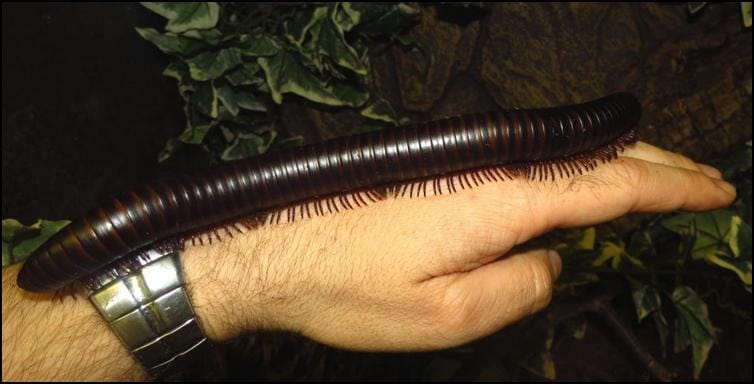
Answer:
[331, 197, 340, 213]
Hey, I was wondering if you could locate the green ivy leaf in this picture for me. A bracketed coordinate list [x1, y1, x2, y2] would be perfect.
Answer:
[627, 230, 653, 259]
[158, 137, 185, 162]
[691, 211, 735, 259]
[239, 34, 280, 57]
[351, 3, 420, 37]
[140, 2, 429, 163]
[225, 62, 265, 87]
[284, 5, 367, 76]
[178, 122, 214, 144]
[219, 125, 236, 143]
[627, 277, 663, 323]
[221, 130, 277, 161]
[142, 2, 220, 33]
[191, 82, 219, 118]
[2, 219, 71, 267]
[593, 241, 644, 269]
[333, 2, 363, 32]
[553, 227, 596, 255]
[162, 61, 194, 100]
[162, 61, 190, 82]
[726, 215, 744, 257]
[181, 28, 223, 45]
[602, 247, 622, 268]
[320, 7, 368, 75]
[3, 219, 33, 243]
[704, 252, 752, 289]
[709, 215, 753, 289]
[360, 97, 400, 125]
[236, 93, 268, 113]
[329, 80, 370, 107]
[258, 50, 368, 107]
[216, 86, 239, 116]
[186, 48, 243, 81]
[575, 227, 596, 251]
[742, 2, 752, 28]
[662, 210, 734, 260]
[662, 210, 751, 289]
[672, 286, 716, 379]
[284, 6, 328, 48]
[179, 103, 215, 144]
[652, 310, 670, 358]
[135, 27, 208, 56]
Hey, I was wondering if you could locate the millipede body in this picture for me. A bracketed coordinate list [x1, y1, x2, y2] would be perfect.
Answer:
[17, 92, 642, 292]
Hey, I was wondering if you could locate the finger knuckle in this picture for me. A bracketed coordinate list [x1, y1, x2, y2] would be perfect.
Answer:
[430, 283, 484, 341]
[613, 157, 650, 188]
[521, 260, 554, 315]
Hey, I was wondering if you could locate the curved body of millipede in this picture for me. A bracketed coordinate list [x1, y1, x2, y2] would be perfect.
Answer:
[17, 92, 642, 292]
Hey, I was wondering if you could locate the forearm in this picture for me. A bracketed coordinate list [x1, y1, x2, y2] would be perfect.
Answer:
[2, 264, 146, 381]
[1, 232, 271, 381]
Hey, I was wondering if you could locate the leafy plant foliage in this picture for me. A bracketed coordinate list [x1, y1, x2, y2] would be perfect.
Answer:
[551, 140, 752, 379]
[2, 219, 70, 267]
[137, 2, 418, 162]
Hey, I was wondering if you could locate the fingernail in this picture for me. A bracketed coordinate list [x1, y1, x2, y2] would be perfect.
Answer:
[714, 179, 736, 195]
[547, 250, 562, 278]
[698, 163, 723, 179]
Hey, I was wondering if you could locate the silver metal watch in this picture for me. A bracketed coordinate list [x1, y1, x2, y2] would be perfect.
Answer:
[86, 248, 218, 379]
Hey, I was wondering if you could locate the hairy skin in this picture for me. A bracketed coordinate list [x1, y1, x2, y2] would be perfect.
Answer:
[2, 142, 736, 381]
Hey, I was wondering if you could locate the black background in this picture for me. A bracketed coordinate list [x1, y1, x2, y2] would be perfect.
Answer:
[2, 3, 198, 222]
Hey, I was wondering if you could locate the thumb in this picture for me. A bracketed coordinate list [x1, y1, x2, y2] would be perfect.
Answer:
[439, 248, 561, 345]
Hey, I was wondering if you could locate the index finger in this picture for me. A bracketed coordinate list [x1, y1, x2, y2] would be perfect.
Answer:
[438, 144, 737, 259]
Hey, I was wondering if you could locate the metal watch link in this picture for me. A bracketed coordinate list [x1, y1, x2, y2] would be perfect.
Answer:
[86, 248, 219, 379]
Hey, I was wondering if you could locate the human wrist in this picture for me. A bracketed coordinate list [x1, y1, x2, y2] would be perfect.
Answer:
[180, 232, 282, 341]
[178, 216, 345, 342]
[181, 244, 242, 341]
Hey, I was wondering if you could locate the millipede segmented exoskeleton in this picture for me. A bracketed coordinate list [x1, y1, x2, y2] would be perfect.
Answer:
[17, 92, 642, 292]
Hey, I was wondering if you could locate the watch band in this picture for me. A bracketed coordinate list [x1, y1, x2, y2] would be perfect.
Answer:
[86, 248, 218, 379]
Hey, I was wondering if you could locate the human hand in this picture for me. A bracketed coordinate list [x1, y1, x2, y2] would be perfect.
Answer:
[182, 141, 736, 351]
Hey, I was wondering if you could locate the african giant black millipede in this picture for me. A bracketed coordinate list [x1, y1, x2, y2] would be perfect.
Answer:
[17, 92, 642, 292]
